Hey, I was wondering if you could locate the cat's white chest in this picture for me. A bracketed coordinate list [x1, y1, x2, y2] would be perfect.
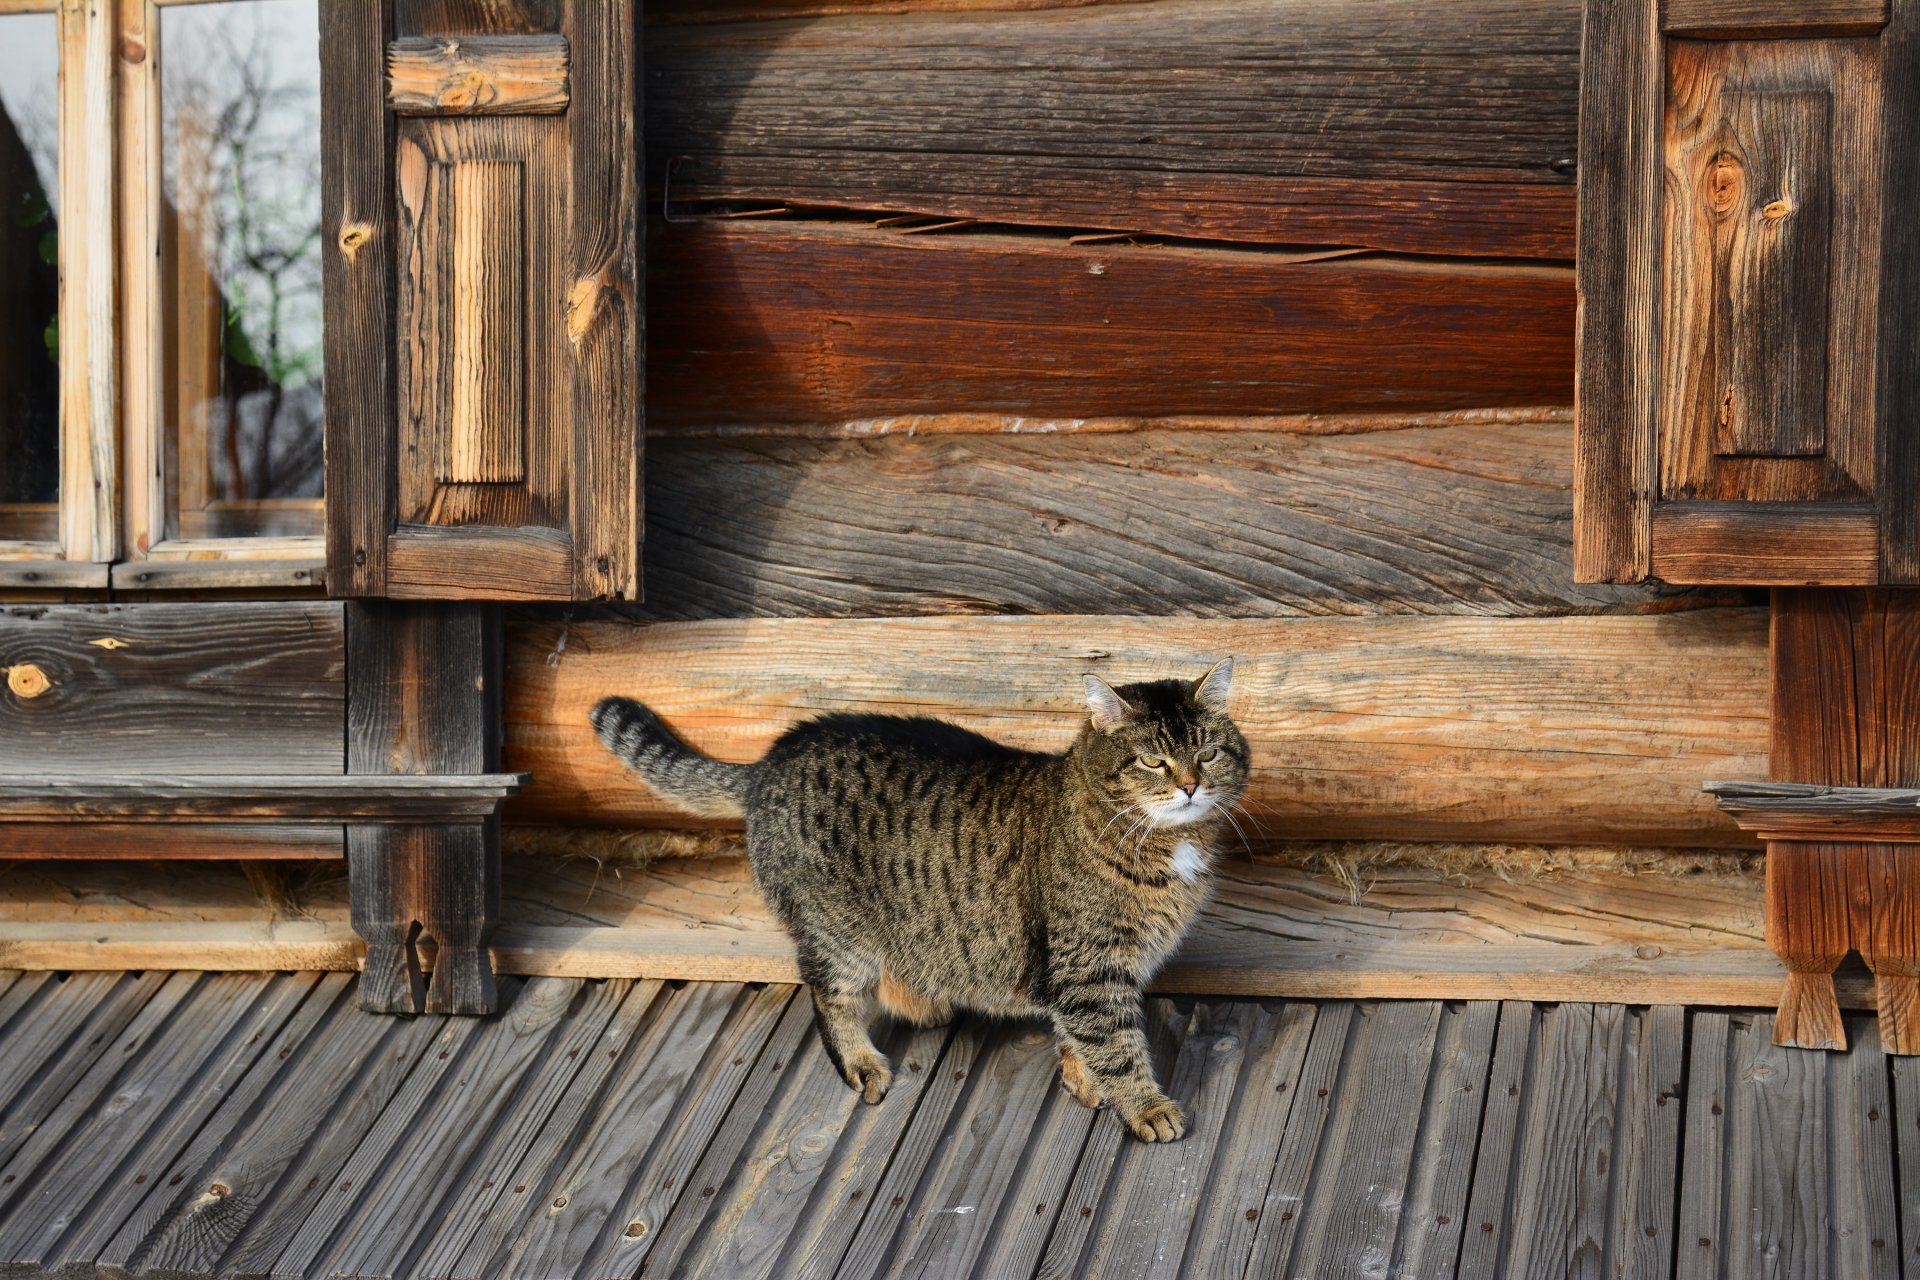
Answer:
[1171, 840, 1208, 882]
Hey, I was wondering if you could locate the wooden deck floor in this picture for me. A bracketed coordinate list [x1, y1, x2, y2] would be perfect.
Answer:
[0, 970, 1908, 1280]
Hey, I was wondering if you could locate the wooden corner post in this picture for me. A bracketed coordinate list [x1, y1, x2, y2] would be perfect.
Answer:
[346, 602, 504, 1014]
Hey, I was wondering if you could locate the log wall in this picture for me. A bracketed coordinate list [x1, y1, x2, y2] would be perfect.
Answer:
[498, 0, 1769, 849]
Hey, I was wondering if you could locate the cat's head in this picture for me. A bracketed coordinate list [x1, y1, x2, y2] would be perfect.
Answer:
[1077, 659, 1250, 829]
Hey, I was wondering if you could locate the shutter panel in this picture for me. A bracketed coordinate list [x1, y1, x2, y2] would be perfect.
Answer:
[320, 0, 641, 601]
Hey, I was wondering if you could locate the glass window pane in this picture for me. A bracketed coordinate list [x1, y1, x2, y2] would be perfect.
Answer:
[160, 0, 324, 541]
[0, 13, 61, 545]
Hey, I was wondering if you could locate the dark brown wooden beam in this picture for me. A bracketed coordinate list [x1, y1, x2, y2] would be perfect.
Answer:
[647, 222, 1574, 430]
[646, 0, 1579, 258]
[635, 419, 1725, 620]
[0, 775, 526, 823]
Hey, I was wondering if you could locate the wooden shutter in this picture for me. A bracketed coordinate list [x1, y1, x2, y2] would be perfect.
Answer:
[320, 0, 641, 601]
[1576, 0, 1919, 586]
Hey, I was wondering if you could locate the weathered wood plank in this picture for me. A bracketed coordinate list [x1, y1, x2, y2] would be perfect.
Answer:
[636, 421, 1716, 621]
[1830, 1018, 1899, 1280]
[1723, 1012, 1830, 1280]
[0, 604, 345, 777]
[1288, 1001, 1445, 1276]
[0, 973, 46, 1046]
[417, 979, 663, 1280]
[1674, 1011, 1730, 1280]
[591, 988, 815, 1278]
[1077, 1002, 1256, 1279]
[1890, 1052, 1920, 1278]
[1604, 1004, 1686, 1280]
[1663, 0, 1888, 36]
[0, 823, 345, 860]
[314, 978, 586, 1280]
[1392, 1001, 1503, 1280]
[387, 34, 569, 115]
[0, 774, 524, 822]
[92, 974, 357, 1278]
[144, 1003, 443, 1280]
[1878, 0, 1920, 582]
[1178, 1002, 1316, 1278]
[649, 222, 1574, 431]
[586, 986, 820, 1280]
[508, 611, 1768, 847]
[1454, 1002, 1539, 1276]
[647, 0, 1578, 258]
[0, 973, 316, 1274]
[1240, 1001, 1356, 1278]
[502, 982, 784, 1278]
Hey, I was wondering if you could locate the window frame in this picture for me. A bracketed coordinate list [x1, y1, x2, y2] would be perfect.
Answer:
[0, 0, 116, 589]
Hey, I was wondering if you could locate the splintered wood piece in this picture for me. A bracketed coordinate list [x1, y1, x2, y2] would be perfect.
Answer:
[388, 34, 569, 116]
[1766, 842, 1850, 1050]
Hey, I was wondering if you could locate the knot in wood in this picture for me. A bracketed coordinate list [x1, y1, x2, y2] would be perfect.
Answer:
[5, 663, 50, 699]
[1761, 198, 1794, 222]
[1706, 152, 1743, 216]
[439, 70, 492, 110]
[338, 223, 373, 263]
[118, 36, 146, 65]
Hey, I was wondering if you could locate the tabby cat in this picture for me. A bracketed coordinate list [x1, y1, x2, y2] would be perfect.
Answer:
[590, 659, 1249, 1143]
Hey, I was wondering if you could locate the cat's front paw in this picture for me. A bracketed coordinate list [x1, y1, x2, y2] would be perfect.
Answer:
[1123, 1094, 1186, 1143]
[841, 1049, 893, 1104]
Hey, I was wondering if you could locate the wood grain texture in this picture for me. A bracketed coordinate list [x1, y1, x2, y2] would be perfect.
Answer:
[1651, 503, 1880, 584]
[386, 524, 574, 598]
[0, 775, 521, 822]
[1391, 1002, 1502, 1280]
[442, 161, 527, 483]
[1767, 842, 1850, 1050]
[1663, 0, 1889, 36]
[1658, 38, 1881, 508]
[1574, 0, 1660, 583]
[1876, 0, 1920, 581]
[647, 221, 1574, 431]
[1770, 588, 1920, 787]
[635, 421, 1725, 621]
[505, 611, 1769, 846]
[0, 603, 344, 776]
[646, 0, 1579, 259]
[320, 0, 398, 596]
[387, 33, 569, 115]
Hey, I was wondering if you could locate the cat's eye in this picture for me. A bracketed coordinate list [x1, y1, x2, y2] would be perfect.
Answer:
[1136, 755, 1168, 771]
[1197, 748, 1221, 764]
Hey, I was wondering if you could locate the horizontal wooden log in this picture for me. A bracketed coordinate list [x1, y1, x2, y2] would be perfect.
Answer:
[0, 775, 529, 823]
[0, 603, 345, 776]
[1662, 0, 1887, 37]
[1650, 504, 1881, 585]
[636, 417, 1730, 619]
[503, 612, 1769, 846]
[648, 222, 1575, 430]
[0, 824, 344, 860]
[647, 0, 1579, 257]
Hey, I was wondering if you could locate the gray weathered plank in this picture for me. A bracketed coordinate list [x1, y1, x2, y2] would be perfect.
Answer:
[314, 978, 585, 1279]
[960, 1055, 1106, 1280]
[0, 972, 145, 1122]
[1173, 1001, 1317, 1278]
[1392, 1001, 1503, 1280]
[258, 1002, 499, 1279]
[1724, 1012, 1830, 1280]
[10, 973, 319, 1274]
[0, 974, 31, 1042]
[888, 1023, 1082, 1280]
[1455, 1002, 1541, 1276]
[1239, 1001, 1359, 1278]
[1605, 1004, 1686, 1280]
[1502, 1003, 1627, 1280]
[504, 982, 790, 1278]
[1079, 1001, 1258, 1280]
[1891, 1051, 1920, 1279]
[0, 604, 346, 776]
[1673, 1011, 1731, 1280]
[637, 424, 1707, 622]
[396, 979, 638, 1280]
[0, 972, 195, 1175]
[809, 1016, 1001, 1280]
[92, 974, 356, 1277]
[413, 979, 662, 1280]
[140, 991, 437, 1280]
[1288, 1001, 1445, 1276]
[1831, 1017, 1898, 1280]
[676, 1017, 941, 1280]
[574, 984, 804, 1280]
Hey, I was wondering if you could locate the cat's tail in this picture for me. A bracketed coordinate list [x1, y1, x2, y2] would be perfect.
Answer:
[590, 697, 749, 819]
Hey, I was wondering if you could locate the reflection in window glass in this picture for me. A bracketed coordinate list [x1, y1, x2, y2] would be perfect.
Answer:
[161, 0, 323, 540]
[0, 13, 60, 542]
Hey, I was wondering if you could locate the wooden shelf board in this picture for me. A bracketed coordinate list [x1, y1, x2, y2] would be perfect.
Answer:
[0, 852, 1806, 1007]
[0, 773, 531, 823]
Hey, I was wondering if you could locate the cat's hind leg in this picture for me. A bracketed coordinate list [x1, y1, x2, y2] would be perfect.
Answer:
[796, 938, 893, 1104]
[875, 970, 954, 1029]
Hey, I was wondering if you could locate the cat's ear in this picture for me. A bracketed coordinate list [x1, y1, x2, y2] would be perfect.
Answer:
[1084, 675, 1134, 732]
[1190, 657, 1234, 712]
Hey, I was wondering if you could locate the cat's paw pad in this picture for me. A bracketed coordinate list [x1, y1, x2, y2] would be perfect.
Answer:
[843, 1051, 893, 1105]
[1125, 1096, 1186, 1143]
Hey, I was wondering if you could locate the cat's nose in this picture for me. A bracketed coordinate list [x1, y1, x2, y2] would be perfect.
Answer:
[1178, 781, 1199, 797]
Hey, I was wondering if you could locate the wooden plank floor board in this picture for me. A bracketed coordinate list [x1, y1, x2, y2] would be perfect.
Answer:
[3, 975, 1917, 1279]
